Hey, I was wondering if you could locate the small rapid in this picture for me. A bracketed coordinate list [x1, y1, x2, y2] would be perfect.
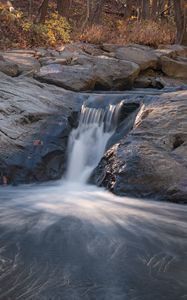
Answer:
[0, 101, 187, 300]
[66, 102, 122, 183]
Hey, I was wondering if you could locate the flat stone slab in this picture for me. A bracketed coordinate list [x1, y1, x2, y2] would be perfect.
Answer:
[161, 56, 187, 79]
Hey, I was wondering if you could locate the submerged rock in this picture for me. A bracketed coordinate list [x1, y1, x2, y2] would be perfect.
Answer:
[92, 89, 187, 203]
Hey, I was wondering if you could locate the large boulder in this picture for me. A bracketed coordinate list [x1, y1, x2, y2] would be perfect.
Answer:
[0, 60, 19, 76]
[35, 54, 140, 91]
[0, 72, 83, 184]
[158, 44, 187, 57]
[92, 89, 187, 203]
[35, 64, 96, 91]
[101, 44, 158, 71]
[161, 56, 187, 79]
[0, 50, 40, 75]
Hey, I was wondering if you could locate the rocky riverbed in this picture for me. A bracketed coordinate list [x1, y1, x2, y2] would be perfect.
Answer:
[0, 42, 187, 202]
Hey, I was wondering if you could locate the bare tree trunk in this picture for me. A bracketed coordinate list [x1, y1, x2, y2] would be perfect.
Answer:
[173, 0, 184, 43]
[181, 0, 187, 45]
[57, 0, 71, 18]
[38, 0, 49, 23]
[81, 0, 91, 30]
[158, 0, 165, 19]
[167, 0, 172, 15]
[151, 0, 158, 20]
[141, 0, 150, 20]
[92, 0, 104, 24]
[82, 0, 104, 27]
[124, 0, 131, 19]
[28, 0, 32, 18]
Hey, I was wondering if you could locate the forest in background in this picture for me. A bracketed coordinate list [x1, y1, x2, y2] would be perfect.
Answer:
[0, 0, 187, 49]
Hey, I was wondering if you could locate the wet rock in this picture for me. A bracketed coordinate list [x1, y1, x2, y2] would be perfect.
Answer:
[134, 76, 165, 89]
[0, 72, 83, 184]
[92, 89, 187, 203]
[161, 56, 187, 79]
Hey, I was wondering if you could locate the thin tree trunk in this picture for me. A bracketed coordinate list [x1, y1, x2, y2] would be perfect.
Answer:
[173, 0, 184, 43]
[151, 0, 157, 20]
[141, 0, 150, 20]
[28, 0, 32, 18]
[181, 0, 187, 45]
[57, 0, 71, 17]
[81, 0, 91, 30]
[124, 0, 131, 19]
[38, 0, 49, 23]
[91, 0, 104, 24]
[159, 0, 165, 20]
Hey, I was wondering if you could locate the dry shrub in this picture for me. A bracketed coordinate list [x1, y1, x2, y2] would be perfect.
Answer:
[75, 20, 175, 48]
[115, 20, 175, 47]
[0, 4, 26, 49]
[0, 4, 70, 49]
[77, 25, 110, 44]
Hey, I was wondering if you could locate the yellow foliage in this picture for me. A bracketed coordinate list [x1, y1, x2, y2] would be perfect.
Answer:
[0, 5, 71, 48]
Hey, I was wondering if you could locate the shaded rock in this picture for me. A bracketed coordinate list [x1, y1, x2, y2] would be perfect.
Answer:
[35, 55, 140, 91]
[134, 76, 165, 89]
[0, 51, 40, 75]
[0, 72, 84, 184]
[161, 56, 187, 79]
[0, 60, 19, 76]
[158, 44, 187, 57]
[35, 64, 96, 91]
[153, 48, 177, 59]
[92, 89, 187, 203]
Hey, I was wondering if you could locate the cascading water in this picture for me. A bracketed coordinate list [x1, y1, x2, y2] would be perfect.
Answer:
[66, 102, 122, 183]
[0, 100, 187, 300]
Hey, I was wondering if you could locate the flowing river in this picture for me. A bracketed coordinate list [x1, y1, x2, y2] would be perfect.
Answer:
[0, 103, 187, 300]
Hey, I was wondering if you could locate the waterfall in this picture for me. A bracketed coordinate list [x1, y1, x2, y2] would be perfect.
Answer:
[66, 102, 122, 183]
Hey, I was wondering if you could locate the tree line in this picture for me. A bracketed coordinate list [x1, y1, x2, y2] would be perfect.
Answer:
[1, 0, 187, 45]
[36, 0, 186, 45]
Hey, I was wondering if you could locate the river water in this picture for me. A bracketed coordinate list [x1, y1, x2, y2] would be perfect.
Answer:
[0, 103, 187, 300]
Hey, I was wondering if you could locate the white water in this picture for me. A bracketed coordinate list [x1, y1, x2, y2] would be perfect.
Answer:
[66, 102, 122, 183]
[0, 101, 187, 299]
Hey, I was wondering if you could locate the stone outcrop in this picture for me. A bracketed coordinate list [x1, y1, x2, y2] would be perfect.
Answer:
[0, 72, 82, 184]
[0, 50, 40, 75]
[161, 56, 187, 79]
[92, 89, 187, 203]
[35, 55, 140, 91]
[102, 44, 158, 70]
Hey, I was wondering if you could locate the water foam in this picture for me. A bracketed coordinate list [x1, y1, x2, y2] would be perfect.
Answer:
[66, 102, 122, 183]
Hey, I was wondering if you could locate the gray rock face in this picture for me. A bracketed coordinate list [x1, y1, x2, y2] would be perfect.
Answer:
[101, 44, 158, 70]
[35, 64, 96, 91]
[0, 72, 83, 184]
[0, 50, 40, 75]
[0, 60, 19, 76]
[158, 44, 187, 57]
[35, 55, 140, 91]
[161, 56, 187, 79]
[92, 89, 187, 203]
